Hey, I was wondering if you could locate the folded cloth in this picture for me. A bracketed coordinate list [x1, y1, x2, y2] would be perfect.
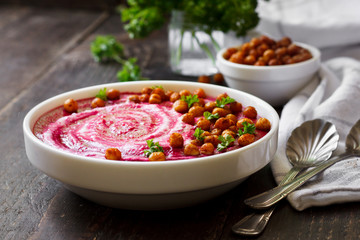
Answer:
[271, 57, 360, 211]
[256, 0, 360, 48]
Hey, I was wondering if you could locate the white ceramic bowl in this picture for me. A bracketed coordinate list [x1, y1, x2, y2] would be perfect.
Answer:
[216, 42, 321, 106]
[23, 81, 279, 210]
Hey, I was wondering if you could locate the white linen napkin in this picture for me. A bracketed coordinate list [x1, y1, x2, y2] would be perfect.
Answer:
[271, 57, 360, 210]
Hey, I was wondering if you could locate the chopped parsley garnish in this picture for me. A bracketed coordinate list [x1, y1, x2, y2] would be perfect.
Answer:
[95, 88, 107, 101]
[193, 127, 205, 141]
[90, 35, 124, 63]
[238, 121, 256, 136]
[203, 111, 220, 120]
[144, 139, 164, 157]
[181, 94, 199, 108]
[215, 96, 235, 108]
[217, 135, 235, 152]
[151, 85, 163, 89]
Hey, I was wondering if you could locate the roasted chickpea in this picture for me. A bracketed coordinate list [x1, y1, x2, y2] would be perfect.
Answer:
[149, 152, 166, 161]
[196, 118, 211, 131]
[181, 113, 195, 125]
[141, 87, 152, 95]
[277, 36, 292, 47]
[229, 51, 244, 64]
[212, 107, 230, 118]
[222, 129, 236, 139]
[91, 97, 105, 108]
[189, 106, 205, 117]
[287, 43, 301, 56]
[128, 95, 140, 103]
[204, 102, 217, 112]
[237, 133, 255, 147]
[211, 128, 222, 136]
[198, 75, 211, 83]
[228, 125, 238, 133]
[106, 89, 120, 100]
[201, 131, 211, 138]
[268, 58, 280, 66]
[200, 143, 215, 155]
[255, 118, 271, 131]
[179, 89, 191, 97]
[64, 98, 78, 113]
[263, 49, 275, 62]
[244, 55, 256, 65]
[169, 133, 184, 148]
[214, 117, 234, 131]
[250, 37, 261, 48]
[184, 143, 200, 156]
[257, 43, 269, 56]
[149, 93, 161, 104]
[165, 90, 174, 101]
[243, 106, 257, 119]
[204, 135, 220, 147]
[241, 42, 251, 53]
[139, 93, 150, 102]
[216, 93, 228, 101]
[213, 73, 224, 83]
[193, 88, 206, 98]
[229, 102, 242, 113]
[222, 47, 238, 60]
[105, 148, 122, 160]
[170, 92, 181, 102]
[190, 139, 203, 146]
[236, 118, 254, 129]
[226, 114, 237, 123]
[152, 87, 166, 100]
[173, 100, 188, 113]
[193, 98, 205, 107]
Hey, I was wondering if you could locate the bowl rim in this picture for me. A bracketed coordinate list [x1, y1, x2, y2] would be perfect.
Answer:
[216, 41, 321, 72]
[23, 80, 279, 168]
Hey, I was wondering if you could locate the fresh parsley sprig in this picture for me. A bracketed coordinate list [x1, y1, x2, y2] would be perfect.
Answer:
[217, 135, 235, 152]
[117, 58, 148, 82]
[194, 127, 205, 141]
[95, 88, 107, 101]
[90, 35, 147, 82]
[216, 96, 235, 108]
[181, 94, 199, 108]
[90, 35, 124, 63]
[203, 111, 220, 120]
[238, 122, 256, 136]
[144, 139, 164, 157]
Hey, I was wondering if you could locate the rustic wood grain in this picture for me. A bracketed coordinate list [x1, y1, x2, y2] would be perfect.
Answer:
[1, 5, 360, 240]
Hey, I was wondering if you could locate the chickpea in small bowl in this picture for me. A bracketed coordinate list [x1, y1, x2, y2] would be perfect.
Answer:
[216, 35, 321, 106]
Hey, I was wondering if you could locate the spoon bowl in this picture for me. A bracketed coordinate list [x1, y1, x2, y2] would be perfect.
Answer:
[232, 119, 339, 236]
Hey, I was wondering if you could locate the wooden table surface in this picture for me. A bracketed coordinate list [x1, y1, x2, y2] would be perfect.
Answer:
[1, 5, 360, 240]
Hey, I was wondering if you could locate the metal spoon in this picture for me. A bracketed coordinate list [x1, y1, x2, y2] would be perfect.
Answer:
[232, 119, 339, 235]
[244, 119, 360, 210]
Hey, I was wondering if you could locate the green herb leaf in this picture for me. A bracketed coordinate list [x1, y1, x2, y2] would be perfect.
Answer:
[215, 96, 235, 108]
[151, 85, 163, 89]
[203, 111, 220, 120]
[194, 127, 205, 141]
[95, 88, 107, 101]
[181, 94, 199, 108]
[144, 139, 164, 157]
[116, 58, 148, 82]
[238, 121, 256, 136]
[217, 135, 235, 152]
[90, 35, 124, 63]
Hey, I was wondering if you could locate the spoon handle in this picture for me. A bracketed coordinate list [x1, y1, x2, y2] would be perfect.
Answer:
[232, 167, 301, 235]
[245, 154, 349, 209]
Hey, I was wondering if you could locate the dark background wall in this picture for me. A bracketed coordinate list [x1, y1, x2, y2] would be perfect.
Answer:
[0, 0, 126, 10]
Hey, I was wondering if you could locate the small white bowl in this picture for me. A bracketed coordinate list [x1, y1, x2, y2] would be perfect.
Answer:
[216, 42, 321, 106]
[23, 81, 279, 210]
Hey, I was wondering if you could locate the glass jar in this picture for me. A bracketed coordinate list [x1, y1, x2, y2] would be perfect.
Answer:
[168, 10, 241, 76]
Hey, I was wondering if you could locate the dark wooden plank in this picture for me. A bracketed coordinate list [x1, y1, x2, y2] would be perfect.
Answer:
[0, 6, 107, 110]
